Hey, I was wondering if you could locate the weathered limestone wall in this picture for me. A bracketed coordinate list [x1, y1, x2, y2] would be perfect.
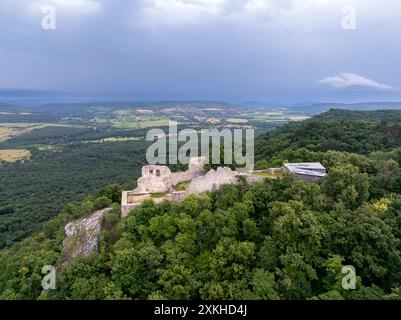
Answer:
[166, 191, 188, 203]
[136, 176, 173, 194]
[187, 167, 239, 195]
[142, 165, 171, 177]
[121, 190, 143, 217]
[122, 157, 271, 217]
[134, 165, 173, 194]
[121, 158, 326, 218]
[134, 160, 206, 195]
[121, 171, 267, 217]
[170, 157, 207, 185]
[189, 156, 206, 171]
[170, 170, 205, 186]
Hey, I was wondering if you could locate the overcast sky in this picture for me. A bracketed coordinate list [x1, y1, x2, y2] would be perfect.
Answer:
[0, 0, 401, 104]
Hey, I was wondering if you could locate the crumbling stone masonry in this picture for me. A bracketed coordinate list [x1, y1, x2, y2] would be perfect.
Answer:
[121, 157, 207, 217]
[121, 157, 265, 217]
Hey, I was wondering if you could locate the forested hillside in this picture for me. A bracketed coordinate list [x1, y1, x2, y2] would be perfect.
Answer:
[314, 109, 401, 122]
[2, 148, 401, 300]
[3, 109, 401, 300]
[256, 109, 401, 159]
[0, 126, 150, 248]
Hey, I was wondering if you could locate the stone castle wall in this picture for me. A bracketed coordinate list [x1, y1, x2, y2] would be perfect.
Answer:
[133, 158, 206, 195]
[136, 175, 172, 194]
[187, 167, 239, 195]
[170, 170, 205, 186]
[121, 159, 326, 218]
[121, 157, 267, 217]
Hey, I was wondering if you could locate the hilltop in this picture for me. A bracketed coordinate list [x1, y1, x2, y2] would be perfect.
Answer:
[1, 109, 401, 300]
[289, 102, 401, 115]
[314, 109, 401, 122]
[0, 101, 303, 248]
[256, 109, 401, 159]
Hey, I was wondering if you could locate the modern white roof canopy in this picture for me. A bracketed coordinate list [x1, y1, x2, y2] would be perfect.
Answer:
[283, 163, 327, 177]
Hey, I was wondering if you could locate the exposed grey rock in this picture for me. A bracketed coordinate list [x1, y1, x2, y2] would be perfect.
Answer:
[187, 167, 239, 194]
[56, 208, 112, 269]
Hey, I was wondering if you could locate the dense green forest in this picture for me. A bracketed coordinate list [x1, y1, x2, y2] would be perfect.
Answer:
[256, 109, 401, 158]
[314, 109, 401, 122]
[0, 126, 150, 248]
[3, 109, 401, 300]
[2, 148, 401, 300]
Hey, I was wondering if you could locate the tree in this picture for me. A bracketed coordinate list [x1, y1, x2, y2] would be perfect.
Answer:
[334, 205, 401, 287]
[111, 241, 163, 299]
[371, 160, 400, 196]
[323, 165, 369, 209]
[246, 268, 279, 300]
[93, 196, 112, 210]
[157, 264, 199, 300]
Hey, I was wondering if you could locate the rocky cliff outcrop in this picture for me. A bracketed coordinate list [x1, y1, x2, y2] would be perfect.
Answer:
[56, 208, 112, 269]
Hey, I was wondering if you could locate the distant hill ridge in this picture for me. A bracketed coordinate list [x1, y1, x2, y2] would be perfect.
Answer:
[314, 108, 401, 122]
[3, 99, 401, 112]
[256, 108, 401, 158]
[288, 102, 401, 115]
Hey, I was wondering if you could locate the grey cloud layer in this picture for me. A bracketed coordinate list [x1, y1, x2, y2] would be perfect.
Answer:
[0, 0, 400, 102]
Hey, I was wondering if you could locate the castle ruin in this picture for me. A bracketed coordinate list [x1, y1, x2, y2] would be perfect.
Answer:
[121, 158, 327, 217]
[121, 157, 263, 217]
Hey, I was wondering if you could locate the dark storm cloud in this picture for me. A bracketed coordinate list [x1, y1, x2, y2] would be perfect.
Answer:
[0, 0, 400, 103]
